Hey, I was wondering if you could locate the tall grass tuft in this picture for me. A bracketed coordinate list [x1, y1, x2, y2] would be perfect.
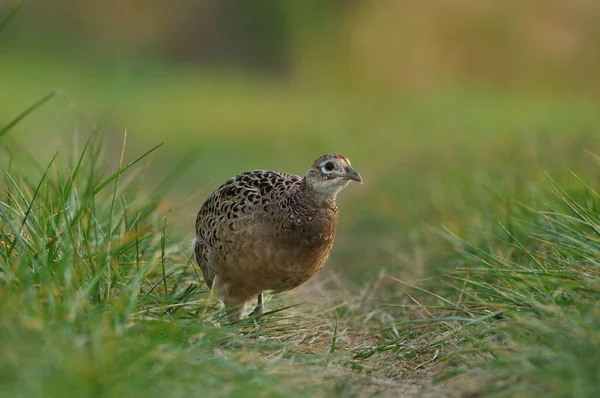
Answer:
[440, 164, 600, 397]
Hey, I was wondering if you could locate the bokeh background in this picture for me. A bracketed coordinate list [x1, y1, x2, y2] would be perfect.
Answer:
[2, 0, 600, 282]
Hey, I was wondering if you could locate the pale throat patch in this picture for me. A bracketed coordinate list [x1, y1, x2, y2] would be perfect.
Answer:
[311, 177, 350, 198]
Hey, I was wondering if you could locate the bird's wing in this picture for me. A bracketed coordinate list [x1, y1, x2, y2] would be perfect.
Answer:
[194, 170, 302, 287]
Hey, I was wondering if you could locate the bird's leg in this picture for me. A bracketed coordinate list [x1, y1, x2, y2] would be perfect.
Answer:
[249, 293, 264, 317]
[224, 301, 247, 322]
[217, 292, 248, 323]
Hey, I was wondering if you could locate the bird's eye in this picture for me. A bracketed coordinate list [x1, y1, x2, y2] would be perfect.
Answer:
[321, 162, 335, 174]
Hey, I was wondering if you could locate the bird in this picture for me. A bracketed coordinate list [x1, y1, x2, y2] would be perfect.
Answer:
[194, 154, 362, 321]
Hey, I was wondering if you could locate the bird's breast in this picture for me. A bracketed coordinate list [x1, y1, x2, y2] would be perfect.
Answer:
[274, 209, 338, 247]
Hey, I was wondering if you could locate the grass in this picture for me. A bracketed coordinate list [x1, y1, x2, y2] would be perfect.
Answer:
[3, 6, 600, 397]
[440, 169, 600, 397]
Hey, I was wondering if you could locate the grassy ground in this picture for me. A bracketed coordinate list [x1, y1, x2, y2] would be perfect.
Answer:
[2, 19, 600, 398]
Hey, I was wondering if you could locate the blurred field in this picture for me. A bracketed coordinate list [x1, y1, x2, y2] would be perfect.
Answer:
[2, 1, 600, 397]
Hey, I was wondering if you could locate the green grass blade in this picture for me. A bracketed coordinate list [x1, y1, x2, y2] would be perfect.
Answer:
[69, 143, 163, 226]
[61, 133, 93, 203]
[90, 143, 163, 197]
[0, 0, 23, 36]
[6, 152, 58, 257]
[0, 91, 58, 139]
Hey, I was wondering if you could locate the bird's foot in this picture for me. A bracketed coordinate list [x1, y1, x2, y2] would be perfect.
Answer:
[249, 293, 264, 317]
[249, 304, 263, 317]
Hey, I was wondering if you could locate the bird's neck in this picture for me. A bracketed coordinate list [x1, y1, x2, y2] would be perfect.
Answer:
[298, 179, 338, 210]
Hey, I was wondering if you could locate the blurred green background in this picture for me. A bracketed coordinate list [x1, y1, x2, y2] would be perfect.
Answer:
[2, 0, 600, 282]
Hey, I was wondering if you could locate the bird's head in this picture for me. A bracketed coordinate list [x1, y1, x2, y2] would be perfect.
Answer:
[305, 154, 362, 198]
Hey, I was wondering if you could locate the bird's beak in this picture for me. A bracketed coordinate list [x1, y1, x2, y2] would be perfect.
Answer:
[345, 166, 363, 184]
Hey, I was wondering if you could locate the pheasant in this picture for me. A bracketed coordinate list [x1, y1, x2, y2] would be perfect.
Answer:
[194, 154, 362, 320]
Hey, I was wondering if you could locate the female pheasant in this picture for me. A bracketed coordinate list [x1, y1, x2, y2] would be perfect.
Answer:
[194, 154, 362, 320]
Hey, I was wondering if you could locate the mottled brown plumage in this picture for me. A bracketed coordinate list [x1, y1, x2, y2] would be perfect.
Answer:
[194, 154, 362, 320]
